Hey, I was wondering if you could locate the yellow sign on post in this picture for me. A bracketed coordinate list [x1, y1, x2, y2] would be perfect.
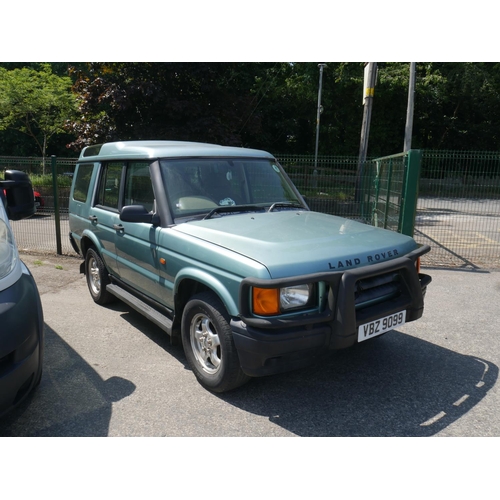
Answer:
[363, 62, 376, 103]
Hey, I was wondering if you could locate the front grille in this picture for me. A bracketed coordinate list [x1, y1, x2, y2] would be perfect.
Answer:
[354, 271, 402, 309]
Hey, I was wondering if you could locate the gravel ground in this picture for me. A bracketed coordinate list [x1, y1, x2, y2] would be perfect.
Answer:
[20, 251, 83, 295]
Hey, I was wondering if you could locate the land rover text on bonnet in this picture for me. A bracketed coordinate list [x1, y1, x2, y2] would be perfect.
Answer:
[68, 141, 431, 392]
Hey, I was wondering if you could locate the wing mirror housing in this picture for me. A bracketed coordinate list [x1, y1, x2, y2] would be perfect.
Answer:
[120, 205, 160, 225]
[0, 170, 36, 220]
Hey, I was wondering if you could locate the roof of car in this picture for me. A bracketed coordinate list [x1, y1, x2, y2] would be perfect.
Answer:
[78, 141, 275, 161]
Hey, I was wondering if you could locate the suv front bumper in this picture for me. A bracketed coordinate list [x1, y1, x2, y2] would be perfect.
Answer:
[232, 247, 431, 377]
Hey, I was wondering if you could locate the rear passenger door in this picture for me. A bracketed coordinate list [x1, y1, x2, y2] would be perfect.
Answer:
[90, 162, 125, 277]
[115, 162, 163, 303]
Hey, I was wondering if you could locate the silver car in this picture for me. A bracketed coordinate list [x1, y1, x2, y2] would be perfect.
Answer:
[0, 171, 43, 417]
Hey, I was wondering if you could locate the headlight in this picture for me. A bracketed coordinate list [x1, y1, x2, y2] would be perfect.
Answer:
[253, 283, 314, 316]
[0, 218, 18, 280]
[280, 284, 311, 310]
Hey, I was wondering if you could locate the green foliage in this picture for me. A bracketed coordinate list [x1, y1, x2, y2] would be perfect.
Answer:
[0, 64, 77, 160]
[28, 174, 73, 187]
[3, 62, 500, 161]
[66, 62, 275, 151]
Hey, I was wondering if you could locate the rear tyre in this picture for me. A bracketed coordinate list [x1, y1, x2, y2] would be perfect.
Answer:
[181, 291, 250, 393]
[85, 248, 115, 305]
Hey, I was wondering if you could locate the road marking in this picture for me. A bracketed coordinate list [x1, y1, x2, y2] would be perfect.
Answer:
[475, 232, 499, 245]
[475, 359, 489, 388]
[420, 411, 447, 427]
[453, 395, 470, 407]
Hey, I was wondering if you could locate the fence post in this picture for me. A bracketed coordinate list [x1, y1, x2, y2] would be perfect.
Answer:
[51, 155, 62, 255]
[399, 149, 422, 236]
[359, 159, 374, 223]
[383, 159, 394, 229]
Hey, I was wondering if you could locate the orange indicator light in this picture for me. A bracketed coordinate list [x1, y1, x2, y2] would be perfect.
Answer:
[253, 287, 280, 316]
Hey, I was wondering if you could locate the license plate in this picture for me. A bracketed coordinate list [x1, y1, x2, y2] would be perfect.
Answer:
[358, 310, 406, 342]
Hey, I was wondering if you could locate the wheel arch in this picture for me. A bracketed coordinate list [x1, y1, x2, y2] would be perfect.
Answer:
[173, 271, 240, 331]
[79, 230, 103, 259]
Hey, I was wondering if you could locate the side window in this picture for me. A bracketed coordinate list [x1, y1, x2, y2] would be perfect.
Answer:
[124, 162, 155, 212]
[72, 163, 94, 203]
[96, 162, 124, 210]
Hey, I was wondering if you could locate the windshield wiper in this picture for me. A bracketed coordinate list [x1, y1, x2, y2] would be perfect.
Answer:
[203, 205, 266, 220]
[267, 202, 305, 212]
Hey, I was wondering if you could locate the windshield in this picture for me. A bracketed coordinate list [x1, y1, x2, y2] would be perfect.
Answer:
[159, 158, 303, 220]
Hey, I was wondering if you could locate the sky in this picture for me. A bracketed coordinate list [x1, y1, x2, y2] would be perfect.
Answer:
[3, 2, 493, 62]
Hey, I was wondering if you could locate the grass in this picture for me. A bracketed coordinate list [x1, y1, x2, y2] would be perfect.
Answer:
[0, 172, 72, 187]
[29, 174, 73, 187]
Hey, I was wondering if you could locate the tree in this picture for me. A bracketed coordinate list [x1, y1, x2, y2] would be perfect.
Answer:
[0, 64, 77, 170]
[65, 62, 500, 158]
[66, 62, 273, 151]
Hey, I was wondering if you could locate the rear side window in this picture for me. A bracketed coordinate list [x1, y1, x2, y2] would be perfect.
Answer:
[72, 163, 94, 203]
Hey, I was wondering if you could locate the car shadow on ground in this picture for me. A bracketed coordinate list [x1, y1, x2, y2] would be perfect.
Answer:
[217, 331, 498, 437]
[109, 303, 498, 436]
[0, 323, 136, 437]
[2, 308, 495, 437]
[109, 304, 498, 436]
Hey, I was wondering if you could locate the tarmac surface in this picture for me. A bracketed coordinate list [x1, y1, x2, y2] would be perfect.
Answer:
[1, 252, 499, 437]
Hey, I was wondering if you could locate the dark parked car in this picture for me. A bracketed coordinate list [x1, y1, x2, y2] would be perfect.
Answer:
[34, 190, 44, 210]
[0, 171, 44, 417]
[2, 189, 43, 211]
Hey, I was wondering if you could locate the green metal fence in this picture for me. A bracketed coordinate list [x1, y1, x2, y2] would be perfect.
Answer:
[4, 152, 417, 256]
[281, 154, 364, 221]
[414, 150, 500, 270]
[0, 155, 76, 213]
[2, 151, 500, 269]
[280, 151, 421, 236]
[0, 155, 77, 255]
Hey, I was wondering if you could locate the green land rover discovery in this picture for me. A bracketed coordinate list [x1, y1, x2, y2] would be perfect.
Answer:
[68, 141, 431, 392]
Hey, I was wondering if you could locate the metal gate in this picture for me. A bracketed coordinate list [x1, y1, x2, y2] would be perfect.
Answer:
[359, 150, 421, 236]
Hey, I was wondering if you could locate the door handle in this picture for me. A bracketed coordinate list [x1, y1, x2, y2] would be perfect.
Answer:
[88, 215, 98, 223]
[113, 224, 124, 232]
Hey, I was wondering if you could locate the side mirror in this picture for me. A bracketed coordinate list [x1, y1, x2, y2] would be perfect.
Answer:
[120, 205, 159, 225]
[0, 170, 36, 220]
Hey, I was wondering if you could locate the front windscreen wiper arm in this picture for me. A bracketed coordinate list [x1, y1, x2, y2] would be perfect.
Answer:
[203, 205, 266, 220]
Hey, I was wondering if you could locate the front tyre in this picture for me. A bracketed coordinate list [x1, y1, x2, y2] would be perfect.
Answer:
[85, 247, 115, 305]
[181, 292, 250, 393]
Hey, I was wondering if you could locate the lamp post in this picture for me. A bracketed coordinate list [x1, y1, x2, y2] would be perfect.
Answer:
[314, 63, 327, 172]
[358, 62, 377, 167]
[403, 62, 416, 152]
[356, 62, 377, 203]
